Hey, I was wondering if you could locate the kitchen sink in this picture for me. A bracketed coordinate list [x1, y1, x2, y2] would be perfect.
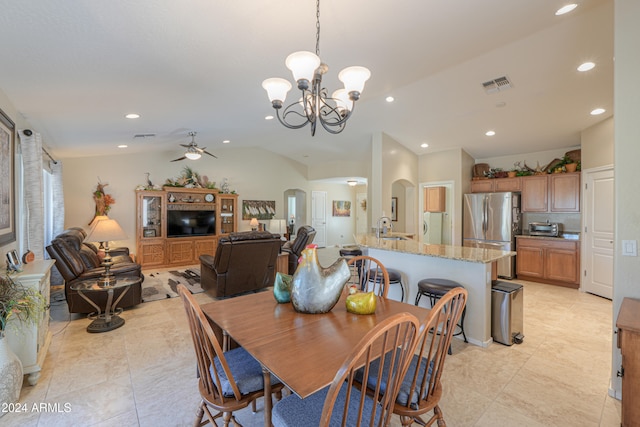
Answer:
[381, 236, 407, 241]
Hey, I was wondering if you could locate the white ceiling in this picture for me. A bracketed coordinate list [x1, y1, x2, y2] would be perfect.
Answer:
[0, 0, 613, 165]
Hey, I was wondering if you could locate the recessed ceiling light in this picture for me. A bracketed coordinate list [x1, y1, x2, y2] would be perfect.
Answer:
[117, 144, 128, 148]
[385, 96, 395, 103]
[222, 140, 230, 144]
[125, 113, 140, 119]
[485, 130, 496, 136]
[265, 115, 274, 120]
[420, 143, 429, 148]
[555, 4, 577, 15]
[591, 108, 606, 115]
[577, 62, 595, 72]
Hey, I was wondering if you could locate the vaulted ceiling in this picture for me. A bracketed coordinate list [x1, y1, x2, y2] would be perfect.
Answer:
[0, 0, 613, 165]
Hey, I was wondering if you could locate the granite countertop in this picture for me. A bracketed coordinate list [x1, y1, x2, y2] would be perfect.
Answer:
[354, 234, 514, 264]
[517, 232, 581, 241]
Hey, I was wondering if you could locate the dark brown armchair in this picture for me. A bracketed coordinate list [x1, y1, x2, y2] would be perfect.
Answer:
[281, 225, 316, 274]
[199, 231, 283, 298]
[46, 227, 143, 313]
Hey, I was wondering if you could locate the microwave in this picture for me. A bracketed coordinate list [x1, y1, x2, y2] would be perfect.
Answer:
[528, 222, 561, 237]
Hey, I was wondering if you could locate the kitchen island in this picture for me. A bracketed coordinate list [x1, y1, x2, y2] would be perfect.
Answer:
[354, 234, 515, 347]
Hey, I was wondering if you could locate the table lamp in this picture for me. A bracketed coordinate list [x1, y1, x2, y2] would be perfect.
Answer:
[88, 215, 109, 248]
[83, 218, 128, 286]
[250, 218, 259, 231]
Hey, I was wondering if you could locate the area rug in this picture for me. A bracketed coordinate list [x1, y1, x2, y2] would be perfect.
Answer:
[141, 266, 204, 303]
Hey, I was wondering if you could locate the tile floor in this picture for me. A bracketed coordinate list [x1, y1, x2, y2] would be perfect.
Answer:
[3, 248, 621, 426]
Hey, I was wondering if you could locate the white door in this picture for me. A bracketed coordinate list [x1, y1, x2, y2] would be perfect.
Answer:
[312, 191, 327, 247]
[582, 167, 614, 299]
[356, 192, 367, 235]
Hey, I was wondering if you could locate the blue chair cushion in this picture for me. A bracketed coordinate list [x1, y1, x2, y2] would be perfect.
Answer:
[210, 347, 280, 398]
[272, 382, 382, 427]
[356, 353, 432, 410]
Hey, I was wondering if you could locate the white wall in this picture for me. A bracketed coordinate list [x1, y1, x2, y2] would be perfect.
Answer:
[612, 0, 640, 398]
[476, 146, 581, 172]
[582, 117, 614, 170]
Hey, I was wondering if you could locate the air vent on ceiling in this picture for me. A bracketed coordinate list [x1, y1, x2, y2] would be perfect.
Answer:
[133, 133, 156, 139]
[482, 76, 512, 94]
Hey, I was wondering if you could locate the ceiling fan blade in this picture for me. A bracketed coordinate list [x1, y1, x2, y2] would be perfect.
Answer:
[195, 146, 205, 152]
[179, 143, 192, 148]
[170, 156, 186, 162]
[202, 150, 218, 159]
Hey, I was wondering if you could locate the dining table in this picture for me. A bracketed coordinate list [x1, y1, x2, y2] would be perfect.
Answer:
[200, 289, 430, 426]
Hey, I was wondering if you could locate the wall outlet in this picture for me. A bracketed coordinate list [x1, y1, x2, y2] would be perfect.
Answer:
[622, 240, 637, 256]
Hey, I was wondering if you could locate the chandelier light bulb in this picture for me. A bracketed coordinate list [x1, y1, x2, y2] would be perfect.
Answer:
[262, 78, 292, 104]
[286, 51, 321, 87]
[338, 66, 371, 96]
[185, 151, 201, 160]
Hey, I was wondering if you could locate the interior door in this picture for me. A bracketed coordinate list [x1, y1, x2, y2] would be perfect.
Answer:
[311, 191, 327, 248]
[582, 167, 614, 299]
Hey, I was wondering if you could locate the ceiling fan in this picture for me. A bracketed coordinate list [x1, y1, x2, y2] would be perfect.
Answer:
[170, 131, 217, 162]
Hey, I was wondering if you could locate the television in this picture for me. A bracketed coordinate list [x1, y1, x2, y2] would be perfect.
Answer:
[167, 210, 216, 237]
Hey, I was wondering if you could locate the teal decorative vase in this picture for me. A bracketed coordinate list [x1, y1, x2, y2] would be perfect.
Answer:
[273, 272, 293, 303]
[291, 246, 350, 314]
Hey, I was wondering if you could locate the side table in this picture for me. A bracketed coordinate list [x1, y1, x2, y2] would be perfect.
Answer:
[70, 277, 141, 333]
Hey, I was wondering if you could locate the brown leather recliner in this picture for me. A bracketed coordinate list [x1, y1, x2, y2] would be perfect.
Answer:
[199, 231, 283, 298]
[46, 227, 144, 313]
[281, 225, 316, 274]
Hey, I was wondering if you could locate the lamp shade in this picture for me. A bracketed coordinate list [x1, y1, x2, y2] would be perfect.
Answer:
[338, 66, 371, 94]
[84, 219, 128, 243]
[262, 77, 292, 103]
[250, 218, 260, 227]
[331, 89, 353, 113]
[285, 51, 321, 83]
[89, 215, 109, 228]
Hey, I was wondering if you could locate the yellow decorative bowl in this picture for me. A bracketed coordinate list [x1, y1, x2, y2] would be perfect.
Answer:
[346, 291, 377, 315]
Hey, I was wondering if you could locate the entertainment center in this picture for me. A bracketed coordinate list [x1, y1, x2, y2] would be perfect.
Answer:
[135, 187, 238, 267]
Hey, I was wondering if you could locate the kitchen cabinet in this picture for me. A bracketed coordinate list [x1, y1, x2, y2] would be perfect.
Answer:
[424, 186, 446, 212]
[617, 298, 640, 427]
[494, 177, 521, 192]
[470, 180, 494, 193]
[521, 173, 580, 213]
[516, 236, 579, 287]
[6, 260, 55, 385]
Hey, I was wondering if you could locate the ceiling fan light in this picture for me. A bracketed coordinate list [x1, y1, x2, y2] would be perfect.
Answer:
[286, 51, 321, 84]
[185, 151, 201, 160]
[262, 78, 292, 104]
[332, 89, 353, 113]
[338, 66, 371, 95]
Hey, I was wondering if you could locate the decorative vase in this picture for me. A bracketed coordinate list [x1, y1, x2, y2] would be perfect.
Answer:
[507, 171, 517, 178]
[0, 335, 24, 418]
[564, 163, 577, 173]
[291, 246, 350, 314]
[273, 272, 293, 303]
[346, 291, 377, 315]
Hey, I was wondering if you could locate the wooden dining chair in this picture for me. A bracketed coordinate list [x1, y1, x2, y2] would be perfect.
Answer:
[177, 284, 284, 427]
[272, 312, 420, 427]
[346, 255, 390, 298]
[356, 287, 467, 427]
[394, 287, 467, 426]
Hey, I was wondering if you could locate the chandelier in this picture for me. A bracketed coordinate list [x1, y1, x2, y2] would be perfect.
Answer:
[262, 0, 371, 136]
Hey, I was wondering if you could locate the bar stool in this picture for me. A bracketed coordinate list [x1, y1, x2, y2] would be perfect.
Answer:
[339, 247, 362, 258]
[415, 278, 468, 344]
[369, 268, 405, 302]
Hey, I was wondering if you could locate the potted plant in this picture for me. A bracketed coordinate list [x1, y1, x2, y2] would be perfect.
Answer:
[0, 274, 45, 410]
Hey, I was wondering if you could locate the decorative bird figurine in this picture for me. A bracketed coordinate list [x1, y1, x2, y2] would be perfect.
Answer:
[291, 245, 350, 314]
[145, 172, 153, 188]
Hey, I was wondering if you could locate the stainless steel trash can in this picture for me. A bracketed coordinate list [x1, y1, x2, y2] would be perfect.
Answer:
[491, 281, 524, 345]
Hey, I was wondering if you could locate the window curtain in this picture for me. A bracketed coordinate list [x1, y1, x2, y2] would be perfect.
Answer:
[18, 130, 45, 259]
[49, 159, 64, 241]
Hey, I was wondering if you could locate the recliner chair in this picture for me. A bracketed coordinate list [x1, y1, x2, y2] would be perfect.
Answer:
[45, 227, 143, 313]
[199, 231, 283, 298]
[281, 225, 316, 274]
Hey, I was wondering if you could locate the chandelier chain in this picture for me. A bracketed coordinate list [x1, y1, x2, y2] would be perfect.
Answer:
[315, 0, 321, 57]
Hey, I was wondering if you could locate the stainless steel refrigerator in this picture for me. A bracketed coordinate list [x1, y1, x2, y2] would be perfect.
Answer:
[463, 192, 522, 279]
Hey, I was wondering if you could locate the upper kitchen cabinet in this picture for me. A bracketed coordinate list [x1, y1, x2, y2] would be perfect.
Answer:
[521, 173, 580, 213]
[549, 173, 581, 212]
[424, 186, 446, 212]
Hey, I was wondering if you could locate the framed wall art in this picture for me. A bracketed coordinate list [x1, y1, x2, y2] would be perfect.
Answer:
[242, 200, 276, 220]
[0, 107, 15, 245]
[391, 197, 398, 221]
[332, 200, 351, 217]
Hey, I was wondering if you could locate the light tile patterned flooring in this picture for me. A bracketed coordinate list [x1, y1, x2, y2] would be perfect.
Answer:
[4, 248, 621, 426]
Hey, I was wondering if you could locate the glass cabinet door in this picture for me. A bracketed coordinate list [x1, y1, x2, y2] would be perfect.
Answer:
[219, 196, 236, 234]
[141, 194, 163, 238]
